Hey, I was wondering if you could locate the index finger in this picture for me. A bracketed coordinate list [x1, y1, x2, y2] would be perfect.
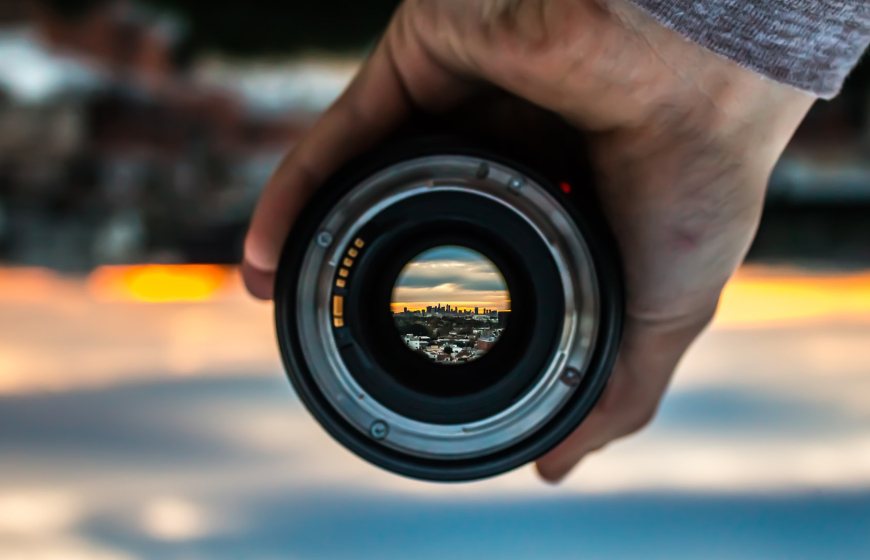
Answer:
[242, 38, 408, 298]
[242, 13, 474, 299]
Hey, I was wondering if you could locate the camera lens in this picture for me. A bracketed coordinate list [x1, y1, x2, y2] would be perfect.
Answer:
[275, 135, 623, 481]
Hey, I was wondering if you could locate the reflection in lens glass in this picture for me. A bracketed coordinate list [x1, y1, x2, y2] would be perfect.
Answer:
[391, 246, 510, 365]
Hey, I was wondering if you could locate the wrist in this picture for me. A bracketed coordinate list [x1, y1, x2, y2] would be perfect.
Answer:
[602, 0, 814, 164]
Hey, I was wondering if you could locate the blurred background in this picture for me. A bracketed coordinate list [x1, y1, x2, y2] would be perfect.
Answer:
[1, 1, 869, 558]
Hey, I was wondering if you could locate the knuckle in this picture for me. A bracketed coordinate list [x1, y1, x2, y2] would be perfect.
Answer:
[603, 379, 660, 435]
[624, 405, 657, 434]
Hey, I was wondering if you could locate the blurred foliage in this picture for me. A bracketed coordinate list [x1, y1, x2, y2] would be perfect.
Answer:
[43, 0, 402, 54]
[148, 0, 403, 54]
[39, 0, 100, 18]
[39, 0, 870, 127]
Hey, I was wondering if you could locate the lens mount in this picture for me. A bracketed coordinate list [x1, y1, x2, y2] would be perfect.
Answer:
[275, 140, 622, 481]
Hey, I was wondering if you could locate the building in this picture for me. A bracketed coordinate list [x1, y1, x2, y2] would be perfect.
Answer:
[476, 336, 497, 352]
[402, 334, 430, 350]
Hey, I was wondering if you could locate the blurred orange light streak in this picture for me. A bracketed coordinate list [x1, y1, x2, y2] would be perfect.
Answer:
[87, 265, 232, 303]
[0, 265, 867, 324]
[716, 267, 870, 327]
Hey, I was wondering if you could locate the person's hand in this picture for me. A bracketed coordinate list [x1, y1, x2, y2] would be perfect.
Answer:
[243, 0, 815, 482]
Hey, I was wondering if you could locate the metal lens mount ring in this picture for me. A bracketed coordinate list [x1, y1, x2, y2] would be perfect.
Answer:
[295, 155, 600, 460]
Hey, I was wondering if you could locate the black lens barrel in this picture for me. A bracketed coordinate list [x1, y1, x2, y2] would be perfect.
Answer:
[274, 132, 623, 481]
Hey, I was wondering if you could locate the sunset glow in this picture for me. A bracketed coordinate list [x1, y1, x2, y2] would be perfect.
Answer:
[0, 264, 866, 321]
[87, 265, 233, 303]
[0, 263, 865, 395]
[716, 267, 870, 327]
[390, 299, 512, 314]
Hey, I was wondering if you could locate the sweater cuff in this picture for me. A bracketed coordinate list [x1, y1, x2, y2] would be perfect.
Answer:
[625, 0, 870, 99]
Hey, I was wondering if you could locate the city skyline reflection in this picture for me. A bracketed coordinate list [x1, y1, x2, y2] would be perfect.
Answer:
[391, 246, 510, 364]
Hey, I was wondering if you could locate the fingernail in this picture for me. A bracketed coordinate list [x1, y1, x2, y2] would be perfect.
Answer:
[241, 260, 275, 300]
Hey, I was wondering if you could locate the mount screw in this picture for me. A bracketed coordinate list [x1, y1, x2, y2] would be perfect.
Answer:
[369, 420, 389, 440]
[560, 368, 581, 387]
[316, 231, 333, 247]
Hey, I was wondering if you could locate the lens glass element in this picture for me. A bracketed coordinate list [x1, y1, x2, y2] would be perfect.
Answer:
[390, 245, 510, 365]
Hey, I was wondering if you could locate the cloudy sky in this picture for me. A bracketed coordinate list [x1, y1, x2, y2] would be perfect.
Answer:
[1, 265, 870, 558]
[391, 246, 511, 313]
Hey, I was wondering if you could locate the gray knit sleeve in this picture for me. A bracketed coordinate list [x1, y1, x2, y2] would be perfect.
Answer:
[626, 0, 870, 99]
